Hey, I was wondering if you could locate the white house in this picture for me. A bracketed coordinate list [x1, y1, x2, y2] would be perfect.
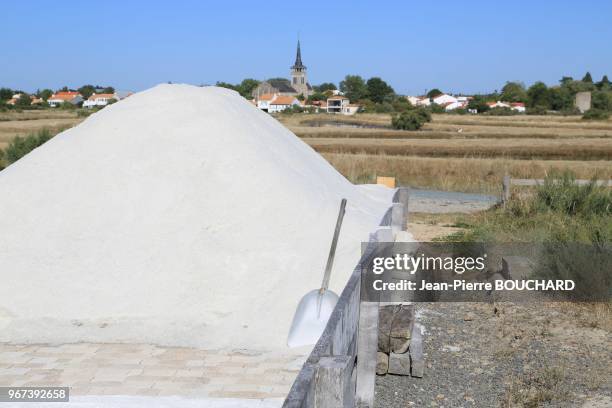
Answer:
[487, 101, 511, 109]
[268, 95, 301, 113]
[326, 95, 349, 114]
[510, 102, 526, 113]
[82, 93, 117, 109]
[326, 96, 360, 115]
[48, 91, 83, 107]
[406, 96, 420, 106]
[432, 93, 458, 106]
[255, 93, 276, 112]
[444, 101, 469, 111]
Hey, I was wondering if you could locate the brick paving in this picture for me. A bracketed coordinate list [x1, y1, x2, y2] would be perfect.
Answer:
[0, 343, 306, 399]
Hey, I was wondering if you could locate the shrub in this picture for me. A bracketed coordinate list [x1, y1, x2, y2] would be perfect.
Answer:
[4, 129, 53, 164]
[535, 171, 611, 217]
[582, 108, 610, 120]
[279, 105, 304, 115]
[391, 108, 431, 130]
[485, 107, 518, 116]
[59, 102, 77, 110]
[429, 103, 446, 114]
[526, 105, 548, 115]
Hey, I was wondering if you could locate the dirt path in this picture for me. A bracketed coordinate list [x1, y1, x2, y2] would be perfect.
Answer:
[376, 193, 611, 407]
[375, 302, 611, 407]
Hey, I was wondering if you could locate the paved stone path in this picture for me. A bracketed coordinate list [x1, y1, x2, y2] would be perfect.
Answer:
[0, 343, 306, 399]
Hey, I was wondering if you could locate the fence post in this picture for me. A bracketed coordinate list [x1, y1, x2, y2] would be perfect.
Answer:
[314, 356, 355, 408]
[390, 203, 404, 235]
[502, 174, 511, 206]
[355, 302, 378, 408]
[395, 187, 410, 229]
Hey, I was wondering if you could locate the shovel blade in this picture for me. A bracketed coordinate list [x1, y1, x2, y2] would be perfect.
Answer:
[287, 289, 339, 348]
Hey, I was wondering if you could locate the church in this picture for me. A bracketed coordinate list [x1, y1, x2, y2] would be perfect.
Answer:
[252, 41, 313, 99]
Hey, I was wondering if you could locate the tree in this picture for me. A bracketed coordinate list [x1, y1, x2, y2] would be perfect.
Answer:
[0, 88, 13, 101]
[560, 76, 574, 86]
[16, 93, 31, 107]
[598, 75, 610, 90]
[39, 89, 53, 100]
[548, 87, 573, 111]
[215, 81, 238, 92]
[527, 81, 550, 108]
[307, 92, 327, 102]
[582, 72, 593, 83]
[426, 88, 443, 98]
[500, 81, 527, 102]
[236, 79, 259, 98]
[592, 91, 612, 111]
[339, 75, 368, 101]
[316, 82, 337, 92]
[391, 108, 431, 130]
[366, 77, 394, 103]
[467, 95, 490, 113]
[78, 85, 96, 99]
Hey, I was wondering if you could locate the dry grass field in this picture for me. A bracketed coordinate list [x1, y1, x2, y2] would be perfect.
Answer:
[279, 113, 612, 193]
[1, 110, 610, 195]
[0, 110, 83, 150]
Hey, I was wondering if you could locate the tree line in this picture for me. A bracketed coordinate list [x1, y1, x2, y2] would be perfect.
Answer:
[0, 85, 115, 109]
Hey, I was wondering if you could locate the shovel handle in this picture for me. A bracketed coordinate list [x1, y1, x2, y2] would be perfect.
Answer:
[320, 198, 347, 293]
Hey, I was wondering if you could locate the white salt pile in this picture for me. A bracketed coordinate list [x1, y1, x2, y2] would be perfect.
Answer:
[0, 84, 393, 350]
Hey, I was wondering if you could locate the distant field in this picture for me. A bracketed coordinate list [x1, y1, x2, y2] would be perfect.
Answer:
[0, 110, 83, 150]
[1, 110, 610, 195]
[279, 113, 612, 193]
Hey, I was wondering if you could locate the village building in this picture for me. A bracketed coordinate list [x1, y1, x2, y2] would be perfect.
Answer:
[268, 95, 301, 113]
[48, 91, 83, 107]
[443, 101, 468, 111]
[432, 93, 458, 105]
[83, 93, 117, 109]
[326, 95, 360, 115]
[326, 95, 349, 114]
[487, 101, 526, 112]
[252, 41, 313, 100]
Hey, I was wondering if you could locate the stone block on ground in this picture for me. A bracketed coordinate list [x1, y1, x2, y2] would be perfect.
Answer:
[390, 305, 414, 354]
[387, 351, 410, 376]
[376, 352, 388, 375]
[410, 323, 424, 378]
[378, 305, 398, 353]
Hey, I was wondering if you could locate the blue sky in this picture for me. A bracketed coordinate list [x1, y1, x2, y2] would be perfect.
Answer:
[3, 1, 611, 95]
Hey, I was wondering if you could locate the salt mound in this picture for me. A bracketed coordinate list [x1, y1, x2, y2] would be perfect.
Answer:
[0, 84, 393, 349]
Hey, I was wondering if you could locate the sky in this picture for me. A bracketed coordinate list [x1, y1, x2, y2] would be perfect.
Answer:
[2, 1, 611, 95]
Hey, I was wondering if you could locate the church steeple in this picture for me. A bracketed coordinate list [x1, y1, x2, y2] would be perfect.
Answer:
[291, 40, 305, 70]
[290, 39, 310, 96]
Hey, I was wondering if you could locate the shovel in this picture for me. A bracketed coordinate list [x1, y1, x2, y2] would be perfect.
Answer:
[287, 198, 347, 348]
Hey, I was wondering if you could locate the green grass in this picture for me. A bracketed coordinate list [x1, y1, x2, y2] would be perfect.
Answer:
[442, 172, 611, 300]
[0, 128, 55, 169]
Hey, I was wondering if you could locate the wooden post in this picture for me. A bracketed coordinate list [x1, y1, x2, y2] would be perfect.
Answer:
[502, 174, 511, 206]
[355, 302, 378, 408]
[315, 356, 355, 408]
